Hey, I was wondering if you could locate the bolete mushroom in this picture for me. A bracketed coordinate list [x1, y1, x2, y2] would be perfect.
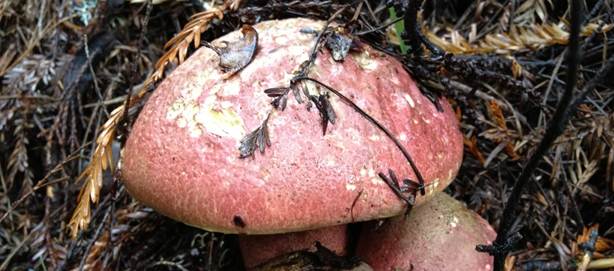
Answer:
[121, 18, 463, 268]
[356, 192, 496, 271]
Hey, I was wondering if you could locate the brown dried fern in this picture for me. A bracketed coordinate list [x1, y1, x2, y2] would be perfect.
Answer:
[426, 21, 613, 55]
[513, 0, 552, 25]
[6, 115, 34, 196]
[68, 0, 241, 238]
[68, 103, 123, 238]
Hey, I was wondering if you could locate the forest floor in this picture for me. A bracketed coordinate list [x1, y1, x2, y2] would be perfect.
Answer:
[1, 0, 613, 270]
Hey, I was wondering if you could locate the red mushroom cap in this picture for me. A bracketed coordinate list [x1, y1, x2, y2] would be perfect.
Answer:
[356, 192, 496, 271]
[121, 18, 463, 234]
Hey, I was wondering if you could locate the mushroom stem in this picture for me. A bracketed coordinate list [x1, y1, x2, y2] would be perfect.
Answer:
[238, 225, 348, 269]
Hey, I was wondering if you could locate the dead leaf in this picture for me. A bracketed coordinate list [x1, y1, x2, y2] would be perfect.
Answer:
[510, 57, 523, 79]
[576, 225, 600, 271]
[487, 100, 520, 160]
[464, 135, 486, 166]
[210, 24, 258, 78]
[504, 255, 516, 271]
[325, 27, 353, 61]
[596, 236, 614, 252]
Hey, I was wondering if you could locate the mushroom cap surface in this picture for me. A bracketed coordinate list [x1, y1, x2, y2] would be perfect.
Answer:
[122, 18, 463, 234]
[356, 192, 496, 271]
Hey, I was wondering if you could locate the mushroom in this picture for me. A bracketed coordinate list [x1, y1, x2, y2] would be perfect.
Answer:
[356, 192, 496, 271]
[121, 18, 463, 268]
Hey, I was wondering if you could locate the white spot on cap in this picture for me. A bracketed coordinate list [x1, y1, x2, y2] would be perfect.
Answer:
[206, 82, 223, 96]
[403, 93, 415, 108]
[449, 216, 459, 228]
[371, 178, 382, 185]
[289, 45, 312, 62]
[346, 183, 357, 191]
[167, 99, 186, 120]
[221, 79, 241, 96]
[353, 50, 378, 71]
[399, 132, 407, 141]
[368, 134, 380, 141]
[330, 63, 342, 76]
[368, 168, 375, 177]
[426, 178, 440, 195]
[323, 156, 337, 167]
[176, 118, 187, 128]
[275, 35, 289, 45]
[390, 75, 400, 85]
[360, 167, 367, 177]
[193, 97, 245, 139]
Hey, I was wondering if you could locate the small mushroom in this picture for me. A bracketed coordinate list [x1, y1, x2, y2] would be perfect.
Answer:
[121, 18, 463, 268]
[356, 192, 496, 271]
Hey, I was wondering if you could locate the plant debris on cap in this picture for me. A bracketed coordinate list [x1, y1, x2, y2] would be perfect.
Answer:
[203, 24, 258, 78]
[121, 18, 463, 235]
